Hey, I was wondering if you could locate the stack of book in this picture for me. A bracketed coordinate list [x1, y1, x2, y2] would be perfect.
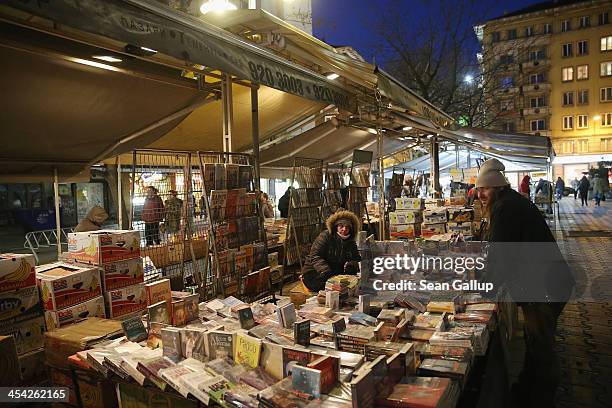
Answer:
[418, 358, 470, 388]
[375, 376, 460, 408]
[336, 325, 375, 353]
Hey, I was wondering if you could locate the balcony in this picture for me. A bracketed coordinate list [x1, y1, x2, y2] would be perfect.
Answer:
[522, 83, 551, 93]
[523, 130, 551, 137]
[522, 107, 550, 116]
[522, 59, 550, 70]
[497, 86, 519, 95]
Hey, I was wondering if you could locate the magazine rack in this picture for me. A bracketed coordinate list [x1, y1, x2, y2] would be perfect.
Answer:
[347, 150, 373, 230]
[322, 163, 346, 221]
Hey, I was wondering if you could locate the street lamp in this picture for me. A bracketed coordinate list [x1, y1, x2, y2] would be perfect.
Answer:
[464, 74, 473, 84]
[200, 0, 237, 14]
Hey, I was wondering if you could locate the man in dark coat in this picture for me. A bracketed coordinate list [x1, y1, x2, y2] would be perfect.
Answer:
[278, 188, 290, 218]
[301, 210, 361, 292]
[577, 175, 590, 206]
[476, 159, 574, 408]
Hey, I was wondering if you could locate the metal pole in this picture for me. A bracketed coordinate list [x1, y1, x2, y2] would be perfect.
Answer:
[377, 130, 385, 240]
[431, 135, 441, 197]
[251, 84, 261, 190]
[117, 156, 123, 228]
[222, 73, 234, 154]
[53, 167, 61, 258]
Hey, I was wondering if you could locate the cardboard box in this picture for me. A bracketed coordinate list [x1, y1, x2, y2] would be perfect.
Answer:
[389, 223, 421, 239]
[423, 209, 448, 224]
[145, 278, 172, 308]
[448, 222, 473, 237]
[104, 283, 146, 319]
[49, 366, 78, 406]
[0, 285, 43, 326]
[67, 230, 140, 265]
[0, 316, 46, 355]
[395, 197, 424, 210]
[37, 262, 101, 311]
[448, 208, 475, 223]
[0, 253, 36, 293]
[0, 335, 20, 386]
[18, 348, 46, 384]
[389, 210, 422, 225]
[44, 317, 123, 369]
[45, 296, 106, 332]
[420, 222, 447, 238]
[424, 199, 445, 209]
[445, 196, 466, 206]
[167, 243, 184, 265]
[100, 257, 144, 291]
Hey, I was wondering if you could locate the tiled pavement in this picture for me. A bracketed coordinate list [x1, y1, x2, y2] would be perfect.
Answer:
[510, 196, 612, 408]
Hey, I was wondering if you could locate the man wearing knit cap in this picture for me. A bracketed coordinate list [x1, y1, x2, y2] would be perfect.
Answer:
[476, 158, 574, 408]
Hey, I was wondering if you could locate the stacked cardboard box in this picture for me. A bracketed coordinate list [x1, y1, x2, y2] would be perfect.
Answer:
[0, 253, 46, 385]
[390, 198, 424, 239]
[421, 208, 448, 238]
[66, 230, 145, 320]
[447, 208, 475, 237]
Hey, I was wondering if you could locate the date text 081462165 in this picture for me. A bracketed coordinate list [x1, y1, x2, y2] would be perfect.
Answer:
[0, 388, 69, 403]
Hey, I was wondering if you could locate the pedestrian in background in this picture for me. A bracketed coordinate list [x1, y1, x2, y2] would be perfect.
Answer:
[164, 190, 183, 234]
[577, 175, 590, 207]
[571, 178, 579, 199]
[142, 186, 164, 245]
[555, 177, 565, 200]
[519, 175, 531, 199]
[74, 206, 108, 232]
[278, 188, 291, 218]
[592, 174, 604, 206]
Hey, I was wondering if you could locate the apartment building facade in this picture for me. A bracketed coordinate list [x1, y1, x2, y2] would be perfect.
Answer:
[477, 0, 612, 180]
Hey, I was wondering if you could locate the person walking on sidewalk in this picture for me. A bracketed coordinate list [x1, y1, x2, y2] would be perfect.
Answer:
[577, 175, 590, 206]
[571, 177, 579, 199]
[476, 158, 574, 408]
[592, 174, 605, 206]
[519, 175, 531, 199]
[555, 177, 565, 200]
[142, 186, 165, 245]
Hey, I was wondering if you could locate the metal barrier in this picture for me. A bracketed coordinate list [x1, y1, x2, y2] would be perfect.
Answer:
[23, 227, 74, 263]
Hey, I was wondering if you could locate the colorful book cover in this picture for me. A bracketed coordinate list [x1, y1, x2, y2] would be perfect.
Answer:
[282, 346, 311, 377]
[293, 319, 311, 347]
[161, 327, 182, 363]
[308, 355, 340, 394]
[147, 301, 171, 327]
[180, 327, 207, 359]
[208, 330, 234, 360]
[121, 315, 147, 342]
[292, 365, 322, 398]
[147, 322, 167, 349]
[236, 305, 255, 330]
[234, 332, 262, 368]
[172, 299, 186, 327]
[136, 356, 175, 390]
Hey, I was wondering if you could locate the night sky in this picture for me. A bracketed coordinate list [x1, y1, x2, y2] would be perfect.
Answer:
[312, 0, 546, 63]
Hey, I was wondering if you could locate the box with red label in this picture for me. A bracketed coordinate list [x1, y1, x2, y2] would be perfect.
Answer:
[389, 223, 421, 239]
[45, 296, 106, 332]
[0, 285, 43, 326]
[36, 262, 101, 311]
[100, 258, 144, 291]
[447, 208, 475, 223]
[0, 253, 36, 294]
[145, 278, 172, 308]
[67, 230, 141, 265]
[0, 316, 46, 355]
[423, 209, 448, 224]
[104, 283, 146, 319]
[420, 222, 447, 238]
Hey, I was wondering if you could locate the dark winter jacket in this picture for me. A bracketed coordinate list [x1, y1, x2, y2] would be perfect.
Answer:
[278, 191, 290, 218]
[142, 195, 165, 223]
[301, 210, 362, 292]
[485, 187, 575, 303]
[577, 176, 590, 194]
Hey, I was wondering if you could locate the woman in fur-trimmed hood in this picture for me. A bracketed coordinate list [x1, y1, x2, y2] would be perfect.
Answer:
[301, 210, 362, 292]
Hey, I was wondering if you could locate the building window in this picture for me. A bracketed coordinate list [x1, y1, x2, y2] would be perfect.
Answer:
[602, 137, 612, 151]
[492, 31, 501, 43]
[601, 61, 612, 76]
[599, 12, 609, 25]
[544, 23, 552, 34]
[601, 87, 612, 101]
[562, 67, 574, 81]
[578, 89, 589, 105]
[500, 99, 514, 111]
[530, 119, 546, 131]
[577, 115, 589, 129]
[507, 29, 517, 40]
[563, 91, 574, 106]
[500, 55, 514, 64]
[562, 43, 573, 57]
[530, 73, 545, 84]
[502, 122, 516, 132]
[500, 76, 514, 88]
[525, 26, 534, 36]
[602, 113, 612, 126]
[563, 116, 574, 130]
[576, 139, 589, 153]
[529, 49, 546, 61]
[530, 96, 545, 107]
[561, 19, 571, 32]
[601, 36, 612, 51]
[579, 16, 590, 28]
[578, 40, 589, 55]
[577, 64, 589, 79]
[561, 140, 574, 154]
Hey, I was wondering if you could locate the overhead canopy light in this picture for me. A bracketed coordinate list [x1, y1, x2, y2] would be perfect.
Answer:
[402, 126, 413, 131]
[92, 55, 122, 63]
[200, 0, 237, 14]
[70, 58, 120, 72]
[367, 128, 377, 134]
[326, 73, 340, 80]
[124, 44, 157, 56]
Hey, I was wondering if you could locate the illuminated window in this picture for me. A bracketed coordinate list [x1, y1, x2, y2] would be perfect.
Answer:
[577, 64, 589, 79]
[577, 115, 589, 129]
[563, 116, 574, 130]
[562, 67, 574, 81]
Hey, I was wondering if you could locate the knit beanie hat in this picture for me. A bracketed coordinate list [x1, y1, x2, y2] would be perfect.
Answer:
[475, 159, 509, 188]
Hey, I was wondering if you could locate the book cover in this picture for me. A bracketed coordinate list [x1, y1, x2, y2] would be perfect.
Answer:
[280, 303, 297, 329]
[238, 165, 253, 190]
[236, 305, 256, 330]
[180, 327, 206, 359]
[358, 294, 371, 314]
[292, 365, 322, 398]
[325, 290, 340, 310]
[203, 163, 215, 192]
[145, 279, 172, 309]
[137, 356, 175, 390]
[147, 321, 167, 349]
[308, 355, 340, 394]
[234, 332, 262, 368]
[208, 330, 234, 360]
[375, 376, 451, 408]
[282, 346, 311, 377]
[214, 163, 226, 190]
[294, 319, 311, 347]
[161, 327, 182, 363]
[158, 365, 195, 396]
[349, 312, 377, 327]
[225, 164, 239, 190]
[350, 368, 375, 408]
[332, 316, 346, 333]
[172, 299, 186, 327]
[121, 315, 147, 342]
[147, 301, 171, 327]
